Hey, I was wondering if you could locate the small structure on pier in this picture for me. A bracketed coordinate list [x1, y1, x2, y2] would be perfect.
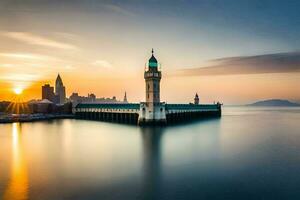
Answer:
[123, 92, 128, 103]
[74, 50, 221, 125]
[194, 93, 199, 105]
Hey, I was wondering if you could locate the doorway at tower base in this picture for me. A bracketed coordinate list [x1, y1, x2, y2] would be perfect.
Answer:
[138, 102, 167, 125]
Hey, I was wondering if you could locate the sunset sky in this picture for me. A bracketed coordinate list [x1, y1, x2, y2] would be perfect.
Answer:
[0, 0, 299, 104]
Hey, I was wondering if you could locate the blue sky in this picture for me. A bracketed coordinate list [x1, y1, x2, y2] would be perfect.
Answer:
[0, 0, 299, 103]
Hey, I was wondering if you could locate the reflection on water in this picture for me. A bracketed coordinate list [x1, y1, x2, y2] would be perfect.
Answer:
[141, 127, 163, 200]
[3, 123, 28, 200]
[0, 107, 300, 200]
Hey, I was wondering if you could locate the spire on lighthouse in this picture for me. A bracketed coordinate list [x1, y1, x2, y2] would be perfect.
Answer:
[148, 48, 158, 68]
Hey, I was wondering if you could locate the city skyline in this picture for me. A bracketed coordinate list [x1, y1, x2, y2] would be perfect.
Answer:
[0, 0, 300, 104]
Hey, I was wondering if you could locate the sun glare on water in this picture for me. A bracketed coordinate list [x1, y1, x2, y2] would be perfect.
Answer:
[13, 88, 23, 95]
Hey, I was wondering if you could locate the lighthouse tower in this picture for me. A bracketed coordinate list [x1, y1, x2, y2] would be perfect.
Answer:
[138, 49, 166, 125]
[145, 49, 161, 105]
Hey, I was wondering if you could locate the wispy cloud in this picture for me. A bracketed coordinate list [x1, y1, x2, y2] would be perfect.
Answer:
[92, 60, 112, 69]
[0, 53, 56, 60]
[0, 63, 15, 68]
[176, 52, 300, 76]
[103, 4, 136, 17]
[65, 65, 75, 70]
[1, 32, 78, 50]
[1, 73, 41, 82]
[0, 73, 42, 90]
[0, 63, 46, 68]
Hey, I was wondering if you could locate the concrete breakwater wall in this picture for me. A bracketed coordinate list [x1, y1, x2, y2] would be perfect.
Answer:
[76, 111, 139, 124]
[166, 110, 221, 124]
[74, 103, 221, 125]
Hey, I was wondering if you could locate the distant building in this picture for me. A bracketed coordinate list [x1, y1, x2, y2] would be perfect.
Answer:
[69, 93, 80, 104]
[28, 99, 72, 114]
[28, 99, 54, 113]
[70, 92, 94, 104]
[55, 74, 66, 104]
[69, 92, 121, 105]
[95, 96, 119, 103]
[41, 74, 67, 105]
[194, 93, 199, 105]
[42, 84, 55, 102]
[123, 92, 128, 103]
[88, 93, 96, 102]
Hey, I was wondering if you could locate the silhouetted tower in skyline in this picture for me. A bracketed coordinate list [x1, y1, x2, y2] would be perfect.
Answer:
[194, 93, 199, 105]
[55, 74, 66, 104]
[123, 92, 128, 103]
[144, 49, 161, 107]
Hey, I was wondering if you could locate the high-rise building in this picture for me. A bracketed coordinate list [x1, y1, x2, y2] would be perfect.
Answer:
[42, 84, 55, 102]
[55, 74, 66, 104]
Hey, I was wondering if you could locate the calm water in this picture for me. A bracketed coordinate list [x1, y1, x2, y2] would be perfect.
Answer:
[1, 107, 300, 200]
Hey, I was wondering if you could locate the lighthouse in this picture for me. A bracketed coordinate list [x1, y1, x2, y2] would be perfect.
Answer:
[75, 49, 222, 125]
[138, 49, 166, 125]
[145, 49, 161, 105]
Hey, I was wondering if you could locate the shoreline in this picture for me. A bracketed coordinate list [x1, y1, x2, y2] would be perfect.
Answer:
[0, 114, 75, 123]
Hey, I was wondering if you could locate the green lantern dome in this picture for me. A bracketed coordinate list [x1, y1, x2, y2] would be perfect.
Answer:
[149, 49, 158, 68]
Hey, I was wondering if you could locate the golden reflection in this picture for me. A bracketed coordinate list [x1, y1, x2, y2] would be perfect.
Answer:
[3, 123, 29, 200]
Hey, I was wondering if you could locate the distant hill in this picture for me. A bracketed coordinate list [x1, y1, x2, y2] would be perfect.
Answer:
[247, 99, 300, 107]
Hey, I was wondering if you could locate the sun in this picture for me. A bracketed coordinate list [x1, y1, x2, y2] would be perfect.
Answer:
[13, 87, 23, 95]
